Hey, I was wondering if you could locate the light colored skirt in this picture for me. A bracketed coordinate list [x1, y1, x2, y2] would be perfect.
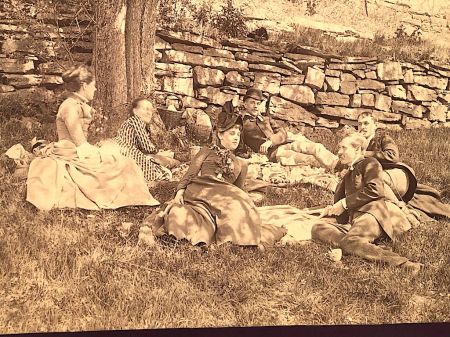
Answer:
[26, 140, 160, 210]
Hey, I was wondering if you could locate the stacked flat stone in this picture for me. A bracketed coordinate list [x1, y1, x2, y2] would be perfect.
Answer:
[0, 1, 92, 115]
[152, 31, 450, 131]
[1, 9, 450, 131]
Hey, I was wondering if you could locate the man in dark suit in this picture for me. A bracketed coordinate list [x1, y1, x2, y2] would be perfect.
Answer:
[312, 133, 422, 274]
[358, 112, 416, 201]
[357, 112, 450, 219]
[225, 88, 288, 161]
[227, 88, 337, 168]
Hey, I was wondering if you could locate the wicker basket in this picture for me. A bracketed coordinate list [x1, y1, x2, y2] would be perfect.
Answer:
[186, 124, 211, 144]
[157, 95, 185, 130]
[157, 107, 183, 130]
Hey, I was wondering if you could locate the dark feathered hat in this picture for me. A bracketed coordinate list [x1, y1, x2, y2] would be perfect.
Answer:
[216, 107, 243, 132]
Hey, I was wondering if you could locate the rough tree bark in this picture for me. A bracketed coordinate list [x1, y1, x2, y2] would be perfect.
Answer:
[125, 0, 166, 143]
[125, 0, 159, 99]
[93, 0, 127, 132]
[94, 0, 161, 136]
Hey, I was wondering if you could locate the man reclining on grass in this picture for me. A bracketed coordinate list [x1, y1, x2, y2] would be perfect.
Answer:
[224, 88, 337, 169]
[293, 111, 449, 220]
[356, 112, 450, 220]
[311, 133, 422, 274]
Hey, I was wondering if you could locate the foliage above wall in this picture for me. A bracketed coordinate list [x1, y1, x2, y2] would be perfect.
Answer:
[1, 0, 450, 139]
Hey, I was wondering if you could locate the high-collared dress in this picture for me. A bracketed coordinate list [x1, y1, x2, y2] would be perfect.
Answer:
[26, 93, 159, 210]
[113, 115, 172, 182]
[152, 146, 286, 246]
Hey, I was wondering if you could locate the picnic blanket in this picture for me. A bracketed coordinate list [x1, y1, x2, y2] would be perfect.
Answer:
[257, 205, 334, 244]
[245, 154, 339, 192]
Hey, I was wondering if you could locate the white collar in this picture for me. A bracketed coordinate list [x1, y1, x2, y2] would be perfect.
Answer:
[348, 155, 365, 170]
[72, 92, 89, 103]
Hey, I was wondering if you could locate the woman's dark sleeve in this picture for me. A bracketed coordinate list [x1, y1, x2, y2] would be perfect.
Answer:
[233, 157, 248, 189]
[176, 147, 211, 191]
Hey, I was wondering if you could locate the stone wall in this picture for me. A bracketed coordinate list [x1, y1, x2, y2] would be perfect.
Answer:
[0, 0, 92, 118]
[152, 30, 450, 131]
[1, 7, 450, 132]
[379, 0, 450, 38]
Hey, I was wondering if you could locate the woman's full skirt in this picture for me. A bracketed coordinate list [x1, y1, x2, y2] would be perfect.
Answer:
[26, 140, 160, 210]
[154, 175, 286, 246]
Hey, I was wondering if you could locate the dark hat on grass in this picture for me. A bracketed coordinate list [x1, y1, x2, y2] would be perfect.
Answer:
[216, 110, 243, 132]
[243, 88, 264, 102]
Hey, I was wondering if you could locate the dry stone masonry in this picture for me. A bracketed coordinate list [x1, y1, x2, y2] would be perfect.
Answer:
[153, 32, 450, 132]
[1, 6, 450, 132]
[153, 33, 450, 131]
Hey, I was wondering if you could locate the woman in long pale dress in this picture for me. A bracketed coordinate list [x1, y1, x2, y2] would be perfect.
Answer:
[152, 111, 286, 247]
[26, 65, 159, 210]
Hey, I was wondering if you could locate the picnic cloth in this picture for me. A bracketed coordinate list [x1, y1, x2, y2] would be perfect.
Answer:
[246, 153, 339, 192]
[257, 205, 334, 244]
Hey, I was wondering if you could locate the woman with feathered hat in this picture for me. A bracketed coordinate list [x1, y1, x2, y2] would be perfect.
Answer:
[151, 109, 286, 247]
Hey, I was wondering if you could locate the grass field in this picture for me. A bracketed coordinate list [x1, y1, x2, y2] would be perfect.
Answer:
[0, 123, 449, 333]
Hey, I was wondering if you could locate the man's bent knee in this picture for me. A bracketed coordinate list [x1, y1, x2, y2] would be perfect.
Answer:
[311, 223, 329, 241]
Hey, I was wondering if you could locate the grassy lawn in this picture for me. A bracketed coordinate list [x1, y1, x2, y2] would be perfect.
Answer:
[0, 124, 449, 333]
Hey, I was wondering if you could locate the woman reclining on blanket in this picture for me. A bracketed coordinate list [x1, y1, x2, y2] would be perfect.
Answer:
[26, 65, 159, 210]
[151, 110, 286, 248]
[112, 97, 180, 184]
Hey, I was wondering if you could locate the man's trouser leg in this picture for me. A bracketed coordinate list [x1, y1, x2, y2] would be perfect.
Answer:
[280, 138, 338, 170]
[311, 220, 351, 248]
[274, 148, 320, 166]
[382, 168, 410, 200]
[340, 213, 409, 266]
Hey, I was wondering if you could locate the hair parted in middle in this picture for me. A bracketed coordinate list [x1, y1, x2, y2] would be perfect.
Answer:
[357, 111, 378, 123]
[128, 97, 156, 117]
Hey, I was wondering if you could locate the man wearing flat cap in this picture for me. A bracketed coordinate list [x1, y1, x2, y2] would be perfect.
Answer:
[223, 88, 337, 168]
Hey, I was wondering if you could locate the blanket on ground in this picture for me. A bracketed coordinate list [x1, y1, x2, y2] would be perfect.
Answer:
[246, 156, 339, 192]
[257, 205, 334, 244]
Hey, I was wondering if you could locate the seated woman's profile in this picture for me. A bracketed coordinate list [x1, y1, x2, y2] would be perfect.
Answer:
[26, 64, 159, 210]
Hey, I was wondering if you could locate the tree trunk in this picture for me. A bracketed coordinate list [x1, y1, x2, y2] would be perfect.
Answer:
[94, 0, 162, 138]
[125, 0, 159, 99]
[125, 0, 167, 146]
[93, 0, 128, 135]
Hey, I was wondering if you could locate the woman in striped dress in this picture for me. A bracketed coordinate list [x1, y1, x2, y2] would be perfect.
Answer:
[26, 65, 159, 210]
[114, 98, 176, 183]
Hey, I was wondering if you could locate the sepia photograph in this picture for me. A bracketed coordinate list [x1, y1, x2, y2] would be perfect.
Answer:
[0, 0, 449, 335]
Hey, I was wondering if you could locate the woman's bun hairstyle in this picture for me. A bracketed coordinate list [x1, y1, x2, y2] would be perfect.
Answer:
[62, 64, 94, 92]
